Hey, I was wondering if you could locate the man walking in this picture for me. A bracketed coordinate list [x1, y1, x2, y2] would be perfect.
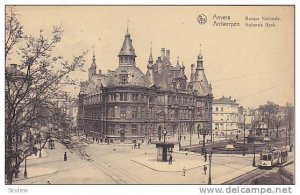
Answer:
[203, 165, 207, 175]
[64, 152, 67, 161]
[169, 155, 173, 165]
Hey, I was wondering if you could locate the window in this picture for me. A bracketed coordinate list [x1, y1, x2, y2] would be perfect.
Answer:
[109, 124, 115, 135]
[120, 124, 126, 130]
[120, 93, 127, 101]
[132, 107, 138, 119]
[111, 94, 116, 101]
[216, 107, 218, 111]
[119, 71, 128, 84]
[109, 106, 115, 118]
[133, 94, 138, 102]
[140, 107, 145, 119]
[120, 106, 126, 118]
[132, 124, 138, 136]
[149, 106, 154, 117]
[221, 107, 223, 112]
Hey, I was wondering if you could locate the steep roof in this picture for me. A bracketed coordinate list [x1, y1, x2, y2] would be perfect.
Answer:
[107, 65, 148, 87]
[213, 96, 238, 105]
[118, 33, 136, 57]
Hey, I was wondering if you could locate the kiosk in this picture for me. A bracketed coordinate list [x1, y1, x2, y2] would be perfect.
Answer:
[155, 142, 174, 162]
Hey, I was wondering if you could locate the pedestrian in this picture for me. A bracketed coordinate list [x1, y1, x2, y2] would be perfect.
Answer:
[179, 142, 181, 151]
[64, 152, 67, 161]
[182, 167, 186, 176]
[169, 155, 173, 165]
[47, 181, 51, 184]
[204, 151, 207, 162]
[290, 144, 293, 152]
[203, 165, 207, 175]
[138, 143, 140, 149]
[134, 143, 137, 149]
[236, 134, 239, 140]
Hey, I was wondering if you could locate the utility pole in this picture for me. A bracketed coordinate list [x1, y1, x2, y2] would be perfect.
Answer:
[243, 114, 246, 156]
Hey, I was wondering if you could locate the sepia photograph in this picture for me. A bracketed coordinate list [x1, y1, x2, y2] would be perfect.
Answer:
[4, 4, 295, 188]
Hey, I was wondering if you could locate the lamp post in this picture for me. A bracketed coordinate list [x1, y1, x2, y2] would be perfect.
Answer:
[243, 114, 246, 156]
[252, 127, 257, 167]
[163, 128, 167, 143]
[208, 151, 212, 185]
[252, 142, 256, 167]
[200, 125, 209, 154]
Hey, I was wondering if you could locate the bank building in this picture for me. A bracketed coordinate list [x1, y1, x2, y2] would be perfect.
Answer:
[77, 30, 213, 143]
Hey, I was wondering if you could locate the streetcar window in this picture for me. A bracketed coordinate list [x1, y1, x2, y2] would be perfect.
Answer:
[268, 154, 272, 160]
[262, 155, 268, 160]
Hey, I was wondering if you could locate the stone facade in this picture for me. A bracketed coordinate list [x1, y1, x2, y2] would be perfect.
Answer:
[212, 96, 239, 137]
[77, 31, 213, 143]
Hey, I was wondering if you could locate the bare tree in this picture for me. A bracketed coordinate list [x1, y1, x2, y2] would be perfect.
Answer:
[5, 7, 86, 184]
[257, 101, 280, 137]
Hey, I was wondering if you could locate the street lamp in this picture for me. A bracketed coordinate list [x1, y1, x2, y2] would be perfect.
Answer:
[162, 128, 167, 143]
[208, 151, 212, 185]
[252, 128, 257, 167]
[200, 125, 209, 154]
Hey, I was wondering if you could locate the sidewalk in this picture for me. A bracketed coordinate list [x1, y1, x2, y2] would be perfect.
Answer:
[13, 149, 58, 182]
[15, 167, 58, 181]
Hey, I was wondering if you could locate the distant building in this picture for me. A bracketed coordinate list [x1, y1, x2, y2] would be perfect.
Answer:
[212, 96, 239, 137]
[77, 31, 213, 143]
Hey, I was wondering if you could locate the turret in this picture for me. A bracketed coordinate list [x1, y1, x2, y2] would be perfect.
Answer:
[88, 53, 97, 80]
[118, 31, 137, 66]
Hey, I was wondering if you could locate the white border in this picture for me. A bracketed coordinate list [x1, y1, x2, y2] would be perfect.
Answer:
[0, 1, 298, 195]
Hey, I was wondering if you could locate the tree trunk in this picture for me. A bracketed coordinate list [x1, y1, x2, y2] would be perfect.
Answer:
[6, 131, 14, 184]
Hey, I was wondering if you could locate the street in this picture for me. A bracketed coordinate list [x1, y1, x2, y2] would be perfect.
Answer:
[15, 140, 262, 184]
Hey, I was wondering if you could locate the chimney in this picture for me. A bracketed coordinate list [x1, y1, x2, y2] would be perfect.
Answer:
[166, 50, 170, 60]
[161, 48, 165, 58]
[10, 64, 17, 70]
[98, 70, 102, 75]
[157, 57, 163, 74]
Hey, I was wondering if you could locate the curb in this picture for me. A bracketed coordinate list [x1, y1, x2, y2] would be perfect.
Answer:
[131, 159, 205, 173]
[13, 170, 59, 183]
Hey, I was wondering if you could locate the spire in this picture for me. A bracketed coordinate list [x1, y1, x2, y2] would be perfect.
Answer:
[176, 56, 180, 67]
[118, 28, 137, 66]
[148, 42, 153, 64]
[197, 44, 203, 61]
[88, 51, 97, 80]
[92, 45, 96, 66]
[126, 20, 129, 34]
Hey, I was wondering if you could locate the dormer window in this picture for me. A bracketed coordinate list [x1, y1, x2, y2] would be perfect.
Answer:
[119, 70, 128, 84]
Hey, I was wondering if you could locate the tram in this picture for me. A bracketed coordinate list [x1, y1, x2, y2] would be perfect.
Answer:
[259, 147, 288, 168]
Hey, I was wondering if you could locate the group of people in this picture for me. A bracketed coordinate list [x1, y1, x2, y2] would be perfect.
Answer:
[133, 143, 141, 149]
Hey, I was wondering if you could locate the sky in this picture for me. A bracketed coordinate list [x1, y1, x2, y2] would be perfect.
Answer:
[7, 6, 294, 108]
